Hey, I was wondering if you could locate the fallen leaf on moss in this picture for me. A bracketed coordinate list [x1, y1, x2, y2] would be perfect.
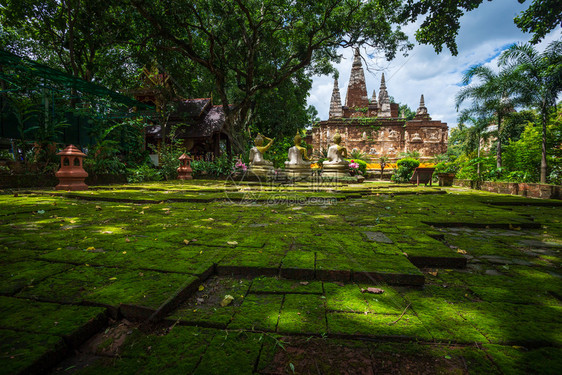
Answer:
[221, 295, 234, 306]
[198, 285, 205, 291]
[227, 241, 238, 246]
[457, 249, 467, 254]
[183, 239, 190, 245]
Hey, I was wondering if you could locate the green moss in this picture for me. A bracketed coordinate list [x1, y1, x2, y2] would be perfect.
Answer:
[278, 294, 327, 334]
[250, 276, 322, 294]
[0, 261, 72, 294]
[0, 296, 106, 337]
[327, 311, 431, 339]
[324, 282, 369, 313]
[456, 302, 562, 346]
[193, 331, 266, 375]
[85, 272, 195, 309]
[403, 292, 488, 343]
[219, 250, 285, 269]
[17, 266, 118, 303]
[229, 294, 283, 331]
[168, 277, 250, 327]
[484, 344, 562, 375]
[0, 329, 65, 375]
[281, 250, 315, 270]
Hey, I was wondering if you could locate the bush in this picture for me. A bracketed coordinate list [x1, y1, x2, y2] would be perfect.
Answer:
[434, 162, 459, 174]
[126, 164, 162, 183]
[391, 157, 420, 183]
[347, 159, 367, 176]
[191, 153, 235, 178]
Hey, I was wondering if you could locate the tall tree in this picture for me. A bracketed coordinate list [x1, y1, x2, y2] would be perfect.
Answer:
[129, 0, 412, 152]
[458, 112, 492, 177]
[499, 40, 562, 183]
[0, 0, 140, 89]
[400, 0, 562, 55]
[455, 65, 519, 169]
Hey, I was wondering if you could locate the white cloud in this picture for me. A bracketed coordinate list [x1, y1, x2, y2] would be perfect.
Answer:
[307, 0, 561, 128]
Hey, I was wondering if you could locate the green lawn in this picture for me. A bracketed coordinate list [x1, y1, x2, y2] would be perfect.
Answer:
[1, 180, 561, 374]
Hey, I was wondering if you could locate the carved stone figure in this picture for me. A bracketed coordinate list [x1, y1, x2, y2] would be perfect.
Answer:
[324, 133, 348, 165]
[388, 129, 398, 139]
[249, 134, 274, 166]
[249, 133, 275, 177]
[411, 132, 422, 142]
[322, 133, 350, 178]
[285, 133, 311, 179]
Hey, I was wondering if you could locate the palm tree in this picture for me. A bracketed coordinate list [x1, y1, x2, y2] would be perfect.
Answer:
[456, 65, 519, 170]
[458, 111, 492, 177]
[499, 40, 562, 183]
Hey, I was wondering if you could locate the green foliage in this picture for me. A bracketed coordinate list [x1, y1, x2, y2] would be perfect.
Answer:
[455, 155, 496, 181]
[130, 0, 412, 152]
[348, 159, 367, 176]
[155, 145, 183, 181]
[262, 136, 293, 169]
[84, 140, 126, 176]
[191, 153, 235, 178]
[126, 164, 162, 183]
[391, 157, 420, 183]
[514, 0, 562, 44]
[349, 149, 368, 161]
[434, 162, 459, 174]
[502, 123, 542, 182]
[400, 0, 559, 55]
[398, 150, 421, 160]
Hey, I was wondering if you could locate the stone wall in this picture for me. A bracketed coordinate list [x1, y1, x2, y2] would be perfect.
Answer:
[453, 179, 561, 200]
[310, 118, 447, 161]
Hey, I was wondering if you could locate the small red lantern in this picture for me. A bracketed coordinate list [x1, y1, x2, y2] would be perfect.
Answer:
[55, 145, 88, 190]
[177, 153, 193, 180]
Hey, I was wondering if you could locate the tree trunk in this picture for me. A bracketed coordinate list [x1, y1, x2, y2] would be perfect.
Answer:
[540, 112, 547, 183]
[496, 115, 502, 170]
[477, 136, 481, 178]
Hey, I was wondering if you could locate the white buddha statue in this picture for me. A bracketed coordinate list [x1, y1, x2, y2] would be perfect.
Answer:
[323, 133, 348, 166]
[285, 133, 310, 166]
[322, 132, 350, 178]
[249, 134, 274, 166]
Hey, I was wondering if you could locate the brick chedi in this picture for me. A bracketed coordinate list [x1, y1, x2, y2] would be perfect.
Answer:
[311, 51, 448, 162]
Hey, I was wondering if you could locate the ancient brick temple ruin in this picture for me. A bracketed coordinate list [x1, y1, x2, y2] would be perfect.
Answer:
[310, 50, 448, 161]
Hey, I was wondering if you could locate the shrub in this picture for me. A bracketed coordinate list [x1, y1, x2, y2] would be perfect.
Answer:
[347, 159, 367, 176]
[126, 164, 162, 183]
[391, 157, 420, 183]
[191, 154, 235, 178]
[434, 162, 459, 174]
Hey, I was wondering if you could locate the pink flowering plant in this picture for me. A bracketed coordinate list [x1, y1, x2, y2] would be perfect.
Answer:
[349, 160, 362, 176]
[234, 160, 248, 172]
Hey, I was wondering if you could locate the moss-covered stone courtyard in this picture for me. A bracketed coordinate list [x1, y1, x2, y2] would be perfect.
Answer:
[1, 180, 561, 374]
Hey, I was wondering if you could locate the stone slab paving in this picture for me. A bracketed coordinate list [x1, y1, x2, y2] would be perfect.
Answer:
[0, 181, 561, 374]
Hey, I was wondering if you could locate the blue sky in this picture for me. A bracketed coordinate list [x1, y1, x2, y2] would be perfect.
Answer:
[307, 0, 561, 128]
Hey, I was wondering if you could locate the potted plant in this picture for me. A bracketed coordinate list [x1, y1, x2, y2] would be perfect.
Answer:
[435, 162, 458, 186]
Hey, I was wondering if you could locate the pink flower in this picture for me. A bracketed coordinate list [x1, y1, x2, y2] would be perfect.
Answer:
[349, 162, 359, 169]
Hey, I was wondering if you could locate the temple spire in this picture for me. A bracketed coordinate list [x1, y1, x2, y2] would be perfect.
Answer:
[378, 73, 391, 117]
[371, 89, 377, 103]
[344, 48, 369, 110]
[415, 94, 430, 120]
[328, 78, 343, 118]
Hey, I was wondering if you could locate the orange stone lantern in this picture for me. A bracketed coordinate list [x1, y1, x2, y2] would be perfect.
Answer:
[177, 153, 193, 180]
[55, 145, 88, 190]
